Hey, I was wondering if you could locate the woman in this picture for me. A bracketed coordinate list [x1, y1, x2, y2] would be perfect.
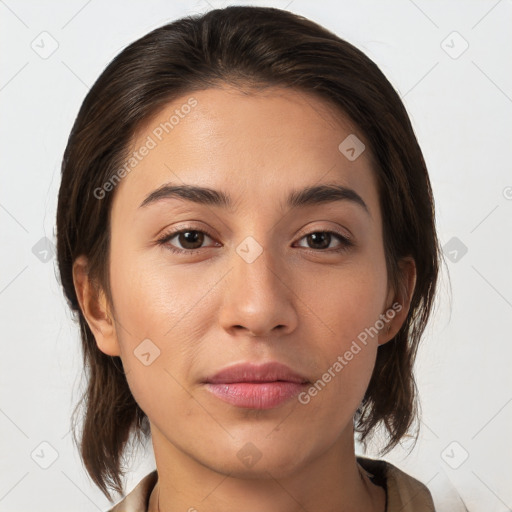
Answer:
[56, 5, 441, 511]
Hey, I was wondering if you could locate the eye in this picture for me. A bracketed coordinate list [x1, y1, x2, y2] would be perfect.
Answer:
[157, 227, 354, 255]
[295, 230, 354, 253]
[157, 228, 218, 254]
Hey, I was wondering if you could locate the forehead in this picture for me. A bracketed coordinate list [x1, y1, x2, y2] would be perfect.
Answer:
[111, 86, 380, 222]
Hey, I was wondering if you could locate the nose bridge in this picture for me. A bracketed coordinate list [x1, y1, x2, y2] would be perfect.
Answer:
[219, 234, 297, 336]
[237, 235, 278, 288]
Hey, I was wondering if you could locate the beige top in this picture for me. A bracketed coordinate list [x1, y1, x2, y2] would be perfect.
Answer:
[107, 456, 435, 512]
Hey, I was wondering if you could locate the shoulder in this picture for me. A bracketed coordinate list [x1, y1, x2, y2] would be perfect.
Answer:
[106, 470, 158, 512]
[356, 456, 436, 512]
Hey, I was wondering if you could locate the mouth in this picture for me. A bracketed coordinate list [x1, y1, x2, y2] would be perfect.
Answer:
[203, 361, 310, 409]
[204, 381, 309, 409]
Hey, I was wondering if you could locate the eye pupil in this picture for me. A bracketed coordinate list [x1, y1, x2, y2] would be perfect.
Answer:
[308, 232, 330, 249]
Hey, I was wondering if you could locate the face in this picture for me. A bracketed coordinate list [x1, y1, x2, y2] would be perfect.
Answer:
[80, 86, 411, 478]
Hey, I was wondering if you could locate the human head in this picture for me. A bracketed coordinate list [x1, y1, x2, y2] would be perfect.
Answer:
[56, 5, 440, 501]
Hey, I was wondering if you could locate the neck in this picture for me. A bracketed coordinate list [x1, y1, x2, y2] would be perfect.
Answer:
[148, 424, 385, 512]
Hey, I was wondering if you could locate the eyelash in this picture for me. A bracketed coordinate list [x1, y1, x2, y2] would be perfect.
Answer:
[156, 226, 354, 255]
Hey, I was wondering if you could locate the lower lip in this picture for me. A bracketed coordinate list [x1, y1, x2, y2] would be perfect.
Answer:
[205, 381, 308, 409]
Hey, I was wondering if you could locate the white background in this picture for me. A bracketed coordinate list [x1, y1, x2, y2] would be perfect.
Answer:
[1, 0, 511, 511]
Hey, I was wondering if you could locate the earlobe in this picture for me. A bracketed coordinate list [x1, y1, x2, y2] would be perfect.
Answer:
[72, 255, 121, 357]
[378, 256, 417, 346]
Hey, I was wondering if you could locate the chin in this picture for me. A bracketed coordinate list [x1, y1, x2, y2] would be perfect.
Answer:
[202, 438, 313, 480]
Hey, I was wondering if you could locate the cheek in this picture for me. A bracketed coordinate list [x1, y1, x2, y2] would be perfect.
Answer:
[293, 257, 388, 407]
[296, 254, 388, 342]
[109, 244, 212, 341]
[108, 249, 215, 417]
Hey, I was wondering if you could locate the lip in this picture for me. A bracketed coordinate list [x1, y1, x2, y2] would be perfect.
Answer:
[204, 361, 309, 385]
[203, 362, 310, 410]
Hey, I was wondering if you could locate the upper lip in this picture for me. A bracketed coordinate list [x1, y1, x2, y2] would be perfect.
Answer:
[204, 362, 309, 384]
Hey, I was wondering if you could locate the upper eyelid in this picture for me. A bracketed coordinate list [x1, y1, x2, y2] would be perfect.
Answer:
[160, 219, 352, 238]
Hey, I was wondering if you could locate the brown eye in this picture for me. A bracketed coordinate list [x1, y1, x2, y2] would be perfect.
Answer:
[305, 232, 331, 250]
[175, 230, 205, 250]
[296, 231, 354, 253]
[157, 227, 218, 254]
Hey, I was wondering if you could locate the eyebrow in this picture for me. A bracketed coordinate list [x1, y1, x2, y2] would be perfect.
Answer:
[139, 182, 370, 217]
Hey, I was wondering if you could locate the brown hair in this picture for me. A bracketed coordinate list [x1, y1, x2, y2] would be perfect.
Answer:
[56, 5, 442, 502]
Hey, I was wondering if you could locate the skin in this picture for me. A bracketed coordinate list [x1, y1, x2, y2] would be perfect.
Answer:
[73, 85, 416, 512]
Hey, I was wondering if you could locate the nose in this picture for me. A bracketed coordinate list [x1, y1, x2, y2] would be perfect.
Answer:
[218, 241, 298, 338]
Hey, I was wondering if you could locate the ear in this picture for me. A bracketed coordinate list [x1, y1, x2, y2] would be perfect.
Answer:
[72, 255, 121, 357]
[378, 256, 417, 346]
